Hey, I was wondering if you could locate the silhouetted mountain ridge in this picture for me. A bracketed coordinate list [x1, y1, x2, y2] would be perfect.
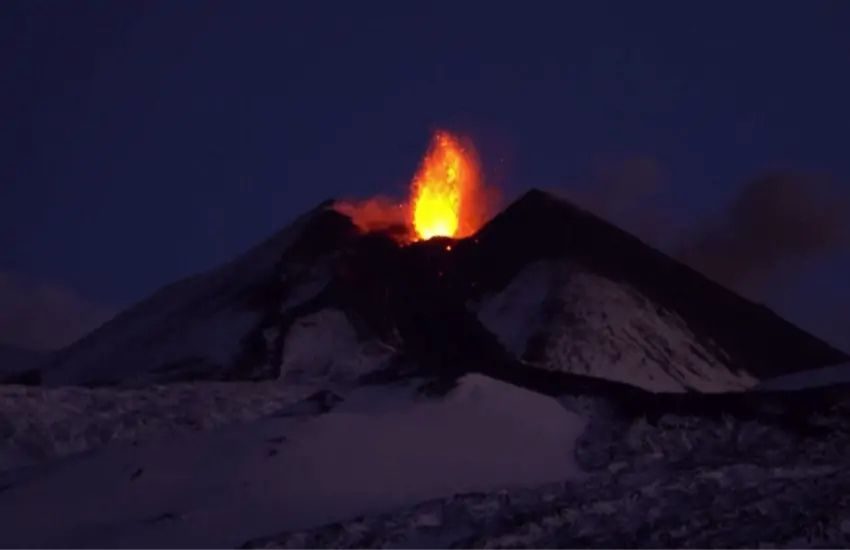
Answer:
[28, 188, 847, 392]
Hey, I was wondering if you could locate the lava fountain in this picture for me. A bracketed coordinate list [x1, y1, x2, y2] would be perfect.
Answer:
[333, 130, 491, 241]
[409, 131, 484, 240]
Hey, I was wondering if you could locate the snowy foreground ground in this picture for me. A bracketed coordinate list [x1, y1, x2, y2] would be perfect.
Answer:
[0, 375, 585, 548]
[249, 389, 850, 548]
[1, 373, 850, 548]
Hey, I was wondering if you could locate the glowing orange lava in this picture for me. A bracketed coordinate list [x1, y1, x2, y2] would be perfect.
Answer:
[409, 131, 483, 240]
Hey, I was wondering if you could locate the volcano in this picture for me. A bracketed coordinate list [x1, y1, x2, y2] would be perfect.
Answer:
[5, 188, 850, 549]
[36, 188, 846, 392]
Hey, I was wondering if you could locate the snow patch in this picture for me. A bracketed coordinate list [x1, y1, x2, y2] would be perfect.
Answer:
[476, 261, 756, 393]
[476, 262, 551, 355]
[279, 308, 394, 384]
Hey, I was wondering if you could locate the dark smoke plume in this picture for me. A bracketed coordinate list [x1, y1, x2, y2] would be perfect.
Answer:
[678, 173, 850, 291]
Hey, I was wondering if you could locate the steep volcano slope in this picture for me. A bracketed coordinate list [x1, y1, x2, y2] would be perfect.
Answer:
[444, 190, 847, 389]
[40, 202, 362, 386]
[34, 189, 846, 391]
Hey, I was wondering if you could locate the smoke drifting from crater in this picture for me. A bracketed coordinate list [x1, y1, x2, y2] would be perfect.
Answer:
[678, 173, 850, 291]
[334, 196, 410, 235]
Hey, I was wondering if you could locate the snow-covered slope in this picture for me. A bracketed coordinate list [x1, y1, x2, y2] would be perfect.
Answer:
[0, 374, 586, 548]
[476, 260, 756, 392]
[459, 189, 847, 386]
[39, 204, 347, 386]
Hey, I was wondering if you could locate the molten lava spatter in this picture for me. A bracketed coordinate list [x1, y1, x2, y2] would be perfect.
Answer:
[410, 131, 482, 240]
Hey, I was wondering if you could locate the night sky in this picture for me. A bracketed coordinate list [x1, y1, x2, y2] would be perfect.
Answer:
[2, 1, 849, 351]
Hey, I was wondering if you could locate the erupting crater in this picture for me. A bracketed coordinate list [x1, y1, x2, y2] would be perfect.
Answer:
[334, 130, 492, 243]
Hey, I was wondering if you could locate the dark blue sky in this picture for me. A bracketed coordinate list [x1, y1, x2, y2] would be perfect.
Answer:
[2, 1, 849, 350]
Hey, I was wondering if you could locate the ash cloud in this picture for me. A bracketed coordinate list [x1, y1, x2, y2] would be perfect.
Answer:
[0, 272, 114, 351]
[678, 173, 850, 291]
[568, 160, 850, 283]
